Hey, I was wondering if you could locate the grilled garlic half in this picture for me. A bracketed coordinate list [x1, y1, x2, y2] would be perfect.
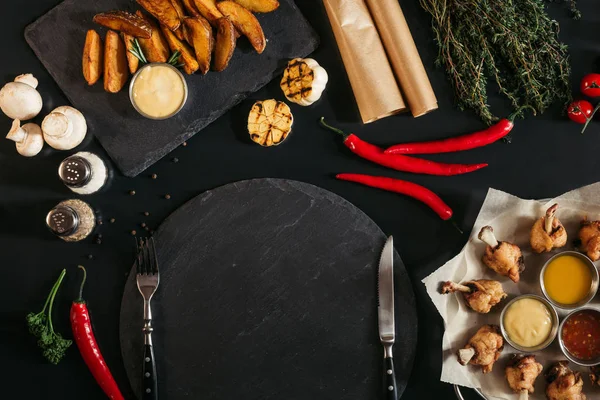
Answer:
[280, 58, 328, 106]
[248, 99, 293, 147]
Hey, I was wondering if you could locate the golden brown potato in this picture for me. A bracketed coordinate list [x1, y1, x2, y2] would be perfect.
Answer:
[135, 11, 171, 63]
[217, 1, 265, 53]
[170, 0, 187, 41]
[232, 0, 279, 13]
[137, 0, 181, 31]
[183, 17, 213, 74]
[213, 17, 236, 72]
[82, 30, 103, 85]
[122, 33, 140, 74]
[160, 25, 199, 74]
[193, 0, 223, 25]
[104, 30, 129, 93]
[93, 11, 153, 38]
[181, 0, 201, 16]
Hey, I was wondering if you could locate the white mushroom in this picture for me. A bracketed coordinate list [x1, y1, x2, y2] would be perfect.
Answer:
[6, 119, 44, 157]
[0, 74, 43, 120]
[42, 106, 87, 150]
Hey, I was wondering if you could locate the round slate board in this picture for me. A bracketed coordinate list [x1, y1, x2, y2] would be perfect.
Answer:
[120, 179, 417, 399]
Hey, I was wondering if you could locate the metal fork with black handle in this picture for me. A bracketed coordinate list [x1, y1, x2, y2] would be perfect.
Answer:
[135, 237, 160, 400]
[378, 236, 398, 400]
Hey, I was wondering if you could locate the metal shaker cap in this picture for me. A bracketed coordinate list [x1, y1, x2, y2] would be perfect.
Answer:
[58, 156, 92, 188]
[46, 205, 79, 236]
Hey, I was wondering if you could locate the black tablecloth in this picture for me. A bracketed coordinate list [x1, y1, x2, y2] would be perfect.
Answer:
[1, 1, 597, 399]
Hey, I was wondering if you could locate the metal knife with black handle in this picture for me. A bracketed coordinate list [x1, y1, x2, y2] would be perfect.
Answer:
[378, 236, 398, 400]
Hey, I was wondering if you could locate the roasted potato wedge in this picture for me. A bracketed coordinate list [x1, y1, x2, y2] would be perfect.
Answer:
[213, 17, 236, 72]
[160, 25, 199, 74]
[104, 30, 129, 93]
[217, 1, 265, 53]
[122, 33, 140, 74]
[170, 0, 187, 41]
[82, 30, 103, 85]
[183, 17, 213, 74]
[93, 11, 153, 38]
[135, 11, 171, 63]
[192, 0, 223, 25]
[181, 0, 201, 16]
[232, 0, 279, 13]
[137, 0, 181, 31]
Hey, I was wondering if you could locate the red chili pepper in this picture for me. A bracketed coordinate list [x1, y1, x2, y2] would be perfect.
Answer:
[336, 173, 453, 220]
[320, 118, 487, 176]
[567, 100, 594, 124]
[581, 73, 600, 98]
[71, 266, 124, 400]
[384, 118, 513, 155]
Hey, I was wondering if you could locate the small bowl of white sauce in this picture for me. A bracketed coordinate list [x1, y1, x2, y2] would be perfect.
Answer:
[129, 63, 188, 120]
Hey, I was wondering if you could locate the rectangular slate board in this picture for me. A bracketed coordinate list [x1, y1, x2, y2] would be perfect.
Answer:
[25, 0, 318, 177]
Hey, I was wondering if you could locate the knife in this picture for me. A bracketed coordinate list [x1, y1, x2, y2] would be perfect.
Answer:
[378, 235, 397, 400]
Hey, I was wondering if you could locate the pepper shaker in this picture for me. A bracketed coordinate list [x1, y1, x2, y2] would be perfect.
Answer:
[58, 152, 108, 195]
[46, 199, 96, 242]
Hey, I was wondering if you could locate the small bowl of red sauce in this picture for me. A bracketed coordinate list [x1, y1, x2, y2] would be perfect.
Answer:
[558, 307, 600, 367]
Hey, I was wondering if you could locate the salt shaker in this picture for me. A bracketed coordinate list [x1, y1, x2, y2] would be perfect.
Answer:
[58, 152, 108, 194]
[46, 199, 96, 242]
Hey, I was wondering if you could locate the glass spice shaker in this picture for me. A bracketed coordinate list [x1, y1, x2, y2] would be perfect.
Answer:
[58, 152, 108, 195]
[46, 199, 96, 242]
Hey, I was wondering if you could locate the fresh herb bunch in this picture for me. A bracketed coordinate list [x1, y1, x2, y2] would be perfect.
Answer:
[26, 269, 72, 364]
[420, 0, 573, 125]
[129, 38, 182, 68]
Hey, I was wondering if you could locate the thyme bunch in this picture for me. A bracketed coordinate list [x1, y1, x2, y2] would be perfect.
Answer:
[421, 0, 573, 125]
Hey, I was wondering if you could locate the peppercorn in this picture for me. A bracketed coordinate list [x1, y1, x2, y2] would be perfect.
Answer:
[141, 222, 147, 228]
[172, 157, 179, 163]
[110, 218, 116, 223]
[129, 190, 136, 196]
[87, 254, 94, 260]
[144, 211, 150, 216]
[131, 230, 137, 236]
[182, 142, 187, 147]
[151, 174, 157, 179]
[95, 238, 102, 245]
[164, 194, 171, 199]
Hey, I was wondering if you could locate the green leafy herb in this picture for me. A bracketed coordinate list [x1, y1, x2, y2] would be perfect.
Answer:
[129, 38, 183, 69]
[129, 38, 148, 65]
[544, 0, 581, 20]
[26, 269, 72, 364]
[420, 0, 573, 125]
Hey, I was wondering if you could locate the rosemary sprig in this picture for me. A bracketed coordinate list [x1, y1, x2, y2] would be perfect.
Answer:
[421, 0, 573, 125]
[129, 38, 147, 64]
[129, 38, 183, 69]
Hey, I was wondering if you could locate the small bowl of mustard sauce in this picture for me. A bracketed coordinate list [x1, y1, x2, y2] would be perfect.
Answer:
[129, 63, 188, 120]
[500, 294, 559, 353]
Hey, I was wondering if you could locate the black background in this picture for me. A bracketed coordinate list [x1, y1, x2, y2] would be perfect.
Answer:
[1, 1, 598, 399]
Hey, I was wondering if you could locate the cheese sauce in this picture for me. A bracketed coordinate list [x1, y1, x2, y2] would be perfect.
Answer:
[503, 298, 552, 347]
[132, 64, 186, 119]
[543, 254, 592, 305]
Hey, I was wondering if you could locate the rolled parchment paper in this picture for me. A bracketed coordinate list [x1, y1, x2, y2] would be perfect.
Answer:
[365, 0, 438, 117]
[323, 0, 406, 124]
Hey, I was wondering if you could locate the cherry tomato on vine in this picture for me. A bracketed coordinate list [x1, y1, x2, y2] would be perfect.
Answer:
[581, 73, 600, 98]
[567, 100, 594, 124]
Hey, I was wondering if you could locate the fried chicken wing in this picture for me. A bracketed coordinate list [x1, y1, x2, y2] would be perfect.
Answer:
[530, 203, 567, 253]
[478, 226, 525, 283]
[578, 219, 600, 261]
[545, 361, 586, 400]
[505, 354, 543, 400]
[590, 366, 600, 387]
[457, 324, 504, 374]
[441, 280, 506, 313]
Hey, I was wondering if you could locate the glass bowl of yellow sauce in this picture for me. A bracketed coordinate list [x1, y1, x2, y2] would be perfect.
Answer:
[540, 251, 599, 310]
[500, 294, 559, 352]
[129, 63, 188, 120]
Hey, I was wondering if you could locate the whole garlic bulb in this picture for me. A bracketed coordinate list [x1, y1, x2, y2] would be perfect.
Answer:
[0, 74, 43, 120]
[280, 58, 329, 106]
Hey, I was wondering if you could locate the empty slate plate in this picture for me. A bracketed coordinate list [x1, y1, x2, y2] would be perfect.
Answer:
[25, 0, 318, 177]
[120, 179, 417, 399]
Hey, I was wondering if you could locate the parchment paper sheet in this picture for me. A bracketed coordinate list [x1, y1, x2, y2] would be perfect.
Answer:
[323, 0, 407, 123]
[364, 0, 438, 117]
[423, 183, 600, 400]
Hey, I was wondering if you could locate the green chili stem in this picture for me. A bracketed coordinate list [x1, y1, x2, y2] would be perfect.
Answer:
[319, 117, 347, 138]
[77, 265, 87, 302]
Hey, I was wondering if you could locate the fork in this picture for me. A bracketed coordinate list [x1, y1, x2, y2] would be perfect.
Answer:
[136, 237, 160, 400]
